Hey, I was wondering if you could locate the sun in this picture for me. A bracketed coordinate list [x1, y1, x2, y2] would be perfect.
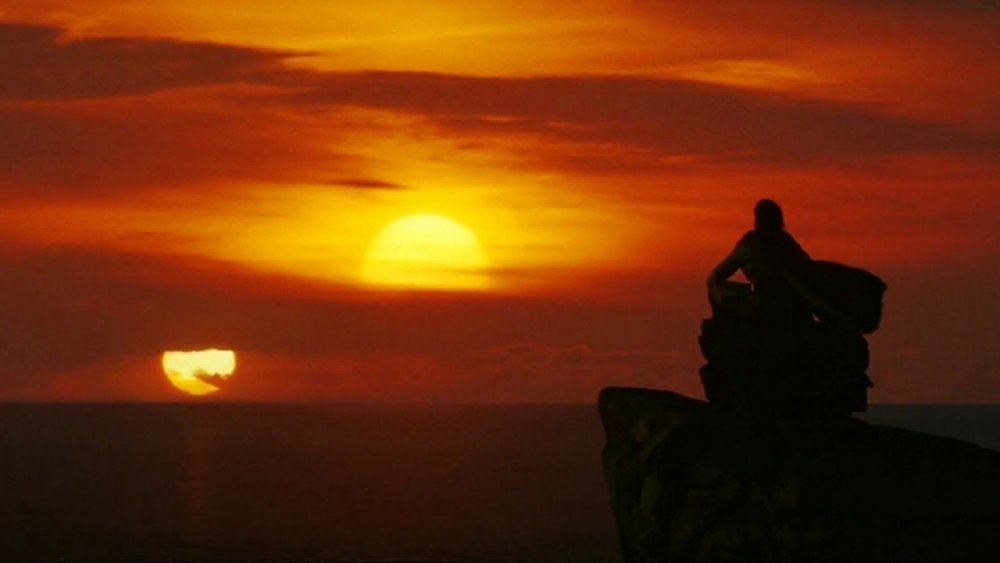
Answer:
[361, 214, 491, 290]
[162, 349, 236, 396]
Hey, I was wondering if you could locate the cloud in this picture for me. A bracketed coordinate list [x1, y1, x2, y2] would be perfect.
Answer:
[327, 177, 406, 190]
[0, 22, 292, 101]
[2, 20, 993, 201]
[0, 23, 363, 197]
[838, 0, 998, 13]
[286, 71, 995, 166]
[628, 0, 1000, 44]
[0, 90, 371, 196]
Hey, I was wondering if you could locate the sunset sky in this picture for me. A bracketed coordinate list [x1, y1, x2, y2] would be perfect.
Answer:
[1, 1, 997, 402]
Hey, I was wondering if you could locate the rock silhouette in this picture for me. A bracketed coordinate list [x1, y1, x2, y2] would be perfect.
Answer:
[699, 313, 872, 416]
[703, 197, 885, 416]
[700, 257, 884, 416]
[599, 387, 1000, 562]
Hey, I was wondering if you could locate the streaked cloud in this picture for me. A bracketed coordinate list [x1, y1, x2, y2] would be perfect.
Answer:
[0, 93, 347, 195]
[0, 22, 292, 101]
[285, 71, 995, 165]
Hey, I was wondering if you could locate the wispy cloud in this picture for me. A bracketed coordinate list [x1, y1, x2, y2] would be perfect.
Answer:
[0, 22, 292, 101]
[3, 19, 993, 203]
[284, 71, 995, 166]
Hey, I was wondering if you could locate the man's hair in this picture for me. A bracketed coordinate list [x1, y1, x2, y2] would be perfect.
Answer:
[754, 199, 785, 231]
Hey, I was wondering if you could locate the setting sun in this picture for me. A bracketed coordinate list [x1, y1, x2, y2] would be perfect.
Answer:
[162, 349, 236, 396]
[361, 214, 490, 290]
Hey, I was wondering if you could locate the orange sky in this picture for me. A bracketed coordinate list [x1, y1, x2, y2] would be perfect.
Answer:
[1, 1, 998, 402]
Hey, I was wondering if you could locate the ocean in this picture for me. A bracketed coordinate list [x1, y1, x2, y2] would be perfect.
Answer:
[0, 403, 997, 561]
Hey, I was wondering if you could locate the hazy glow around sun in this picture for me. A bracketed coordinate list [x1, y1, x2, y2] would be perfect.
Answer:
[162, 349, 236, 396]
[361, 214, 491, 290]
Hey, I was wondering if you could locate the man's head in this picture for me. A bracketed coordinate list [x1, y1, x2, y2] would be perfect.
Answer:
[754, 199, 784, 231]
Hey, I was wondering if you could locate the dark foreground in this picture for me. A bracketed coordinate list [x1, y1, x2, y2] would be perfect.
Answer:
[0, 403, 617, 562]
[0, 402, 998, 561]
[600, 387, 1000, 562]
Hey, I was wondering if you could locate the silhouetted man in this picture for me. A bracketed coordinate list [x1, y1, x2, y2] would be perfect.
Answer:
[707, 199, 812, 323]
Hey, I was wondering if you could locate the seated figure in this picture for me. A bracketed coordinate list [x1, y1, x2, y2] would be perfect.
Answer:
[700, 200, 873, 416]
[706, 199, 813, 325]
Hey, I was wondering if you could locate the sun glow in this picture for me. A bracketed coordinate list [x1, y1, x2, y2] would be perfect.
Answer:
[162, 349, 236, 396]
[361, 214, 490, 290]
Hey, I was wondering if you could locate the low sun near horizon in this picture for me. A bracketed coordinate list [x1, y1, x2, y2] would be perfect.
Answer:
[162, 349, 237, 396]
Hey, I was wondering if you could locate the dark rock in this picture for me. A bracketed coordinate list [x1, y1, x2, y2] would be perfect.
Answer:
[699, 315, 872, 416]
[599, 387, 1000, 562]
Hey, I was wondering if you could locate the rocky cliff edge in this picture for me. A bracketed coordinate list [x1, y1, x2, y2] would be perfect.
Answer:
[599, 387, 1000, 562]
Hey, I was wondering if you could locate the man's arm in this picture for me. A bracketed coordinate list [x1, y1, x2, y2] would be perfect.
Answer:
[706, 244, 746, 287]
[706, 243, 748, 304]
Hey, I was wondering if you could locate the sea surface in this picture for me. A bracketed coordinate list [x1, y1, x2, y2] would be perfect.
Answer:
[0, 403, 997, 561]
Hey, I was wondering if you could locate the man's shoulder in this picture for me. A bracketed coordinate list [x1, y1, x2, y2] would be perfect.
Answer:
[740, 229, 808, 257]
[742, 229, 799, 244]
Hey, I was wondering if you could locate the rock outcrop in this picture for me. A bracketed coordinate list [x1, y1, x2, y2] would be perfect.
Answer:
[699, 312, 872, 417]
[600, 387, 1000, 562]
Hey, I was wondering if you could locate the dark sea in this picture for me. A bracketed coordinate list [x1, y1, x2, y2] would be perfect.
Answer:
[0, 403, 997, 562]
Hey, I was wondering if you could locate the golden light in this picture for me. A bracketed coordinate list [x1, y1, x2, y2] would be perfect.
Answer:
[361, 213, 491, 290]
[162, 349, 236, 396]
